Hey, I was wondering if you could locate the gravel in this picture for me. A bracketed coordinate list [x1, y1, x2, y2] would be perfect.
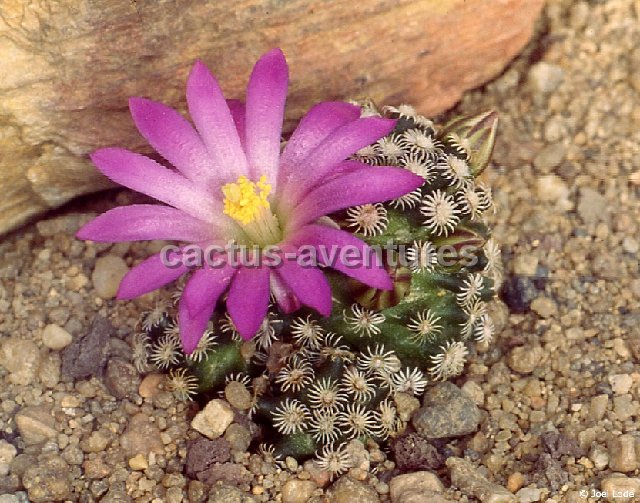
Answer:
[1, 1, 639, 500]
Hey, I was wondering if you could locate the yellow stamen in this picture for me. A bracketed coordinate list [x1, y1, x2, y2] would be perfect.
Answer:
[222, 175, 272, 225]
[222, 175, 282, 245]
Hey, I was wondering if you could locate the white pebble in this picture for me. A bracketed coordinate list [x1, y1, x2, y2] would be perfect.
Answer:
[42, 324, 73, 350]
[191, 399, 234, 439]
[92, 255, 129, 299]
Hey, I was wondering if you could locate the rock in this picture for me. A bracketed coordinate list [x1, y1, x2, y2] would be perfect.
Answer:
[622, 236, 639, 254]
[500, 276, 542, 314]
[326, 476, 380, 503]
[14, 406, 57, 445]
[304, 459, 332, 489]
[139, 373, 165, 398]
[207, 484, 256, 503]
[609, 435, 637, 473]
[22, 454, 72, 503]
[223, 423, 251, 452]
[191, 399, 235, 439]
[282, 479, 317, 503]
[533, 144, 566, 173]
[197, 462, 252, 487]
[577, 187, 609, 226]
[507, 345, 544, 374]
[506, 472, 525, 493]
[0, 440, 17, 477]
[0, 495, 19, 503]
[390, 433, 444, 471]
[389, 471, 444, 503]
[36, 213, 97, 237]
[0, 0, 543, 238]
[609, 374, 633, 395]
[83, 455, 112, 479]
[447, 457, 516, 503]
[104, 358, 140, 399]
[515, 487, 541, 503]
[80, 430, 111, 453]
[394, 392, 421, 422]
[92, 255, 129, 299]
[540, 431, 583, 459]
[224, 381, 253, 410]
[119, 413, 164, 458]
[533, 454, 567, 491]
[589, 444, 609, 471]
[0, 337, 41, 385]
[535, 175, 570, 208]
[41, 324, 73, 350]
[128, 454, 148, 471]
[61, 315, 112, 379]
[530, 297, 557, 318]
[391, 494, 450, 503]
[100, 483, 132, 503]
[528, 62, 564, 94]
[589, 394, 609, 421]
[186, 437, 232, 478]
[412, 383, 481, 439]
[461, 380, 485, 406]
[345, 439, 370, 472]
[511, 255, 539, 277]
[600, 476, 640, 503]
[613, 394, 637, 421]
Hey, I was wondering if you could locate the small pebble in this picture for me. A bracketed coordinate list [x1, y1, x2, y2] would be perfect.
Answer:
[533, 144, 566, 173]
[91, 255, 129, 299]
[282, 479, 318, 503]
[389, 471, 444, 502]
[506, 472, 525, 493]
[41, 324, 73, 350]
[528, 62, 564, 94]
[609, 374, 633, 395]
[0, 440, 17, 476]
[128, 454, 149, 471]
[139, 373, 165, 398]
[589, 394, 608, 421]
[600, 476, 640, 503]
[191, 399, 234, 439]
[530, 297, 557, 318]
[507, 345, 544, 374]
[516, 487, 542, 503]
[609, 435, 637, 473]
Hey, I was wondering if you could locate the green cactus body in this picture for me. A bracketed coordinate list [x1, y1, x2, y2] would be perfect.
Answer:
[133, 103, 502, 475]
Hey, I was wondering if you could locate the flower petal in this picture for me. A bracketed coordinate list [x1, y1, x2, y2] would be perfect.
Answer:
[227, 99, 246, 150]
[179, 265, 236, 353]
[117, 251, 189, 300]
[76, 205, 214, 243]
[181, 264, 236, 317]
[227, 266, 271, 340]
[90, 148, 219, 222]
[245, 48, 288, 184]
[277, 101, 361, 188]
[276, 254, 332, 316]
[282, 117, 396, 205]
[186, 60, 248, 184]
[128, 97, 217, 184]
[269, 271, 301, 313]
[287, 224, 392, 290]
[286, 166, 423, 231]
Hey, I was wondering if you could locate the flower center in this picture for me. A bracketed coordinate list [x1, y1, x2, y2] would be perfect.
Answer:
[222, 175, 282, 246]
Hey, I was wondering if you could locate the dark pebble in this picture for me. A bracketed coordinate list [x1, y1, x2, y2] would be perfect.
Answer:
[186, 437, 232, 478]
[61, 316, 112, 379]
[391, 432, 444, 471]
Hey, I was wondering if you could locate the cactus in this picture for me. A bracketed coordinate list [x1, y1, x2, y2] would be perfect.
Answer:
[132, 102, 501, 476]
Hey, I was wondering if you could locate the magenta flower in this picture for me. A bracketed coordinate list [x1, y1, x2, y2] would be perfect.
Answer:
[77, 49, 422, 352]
